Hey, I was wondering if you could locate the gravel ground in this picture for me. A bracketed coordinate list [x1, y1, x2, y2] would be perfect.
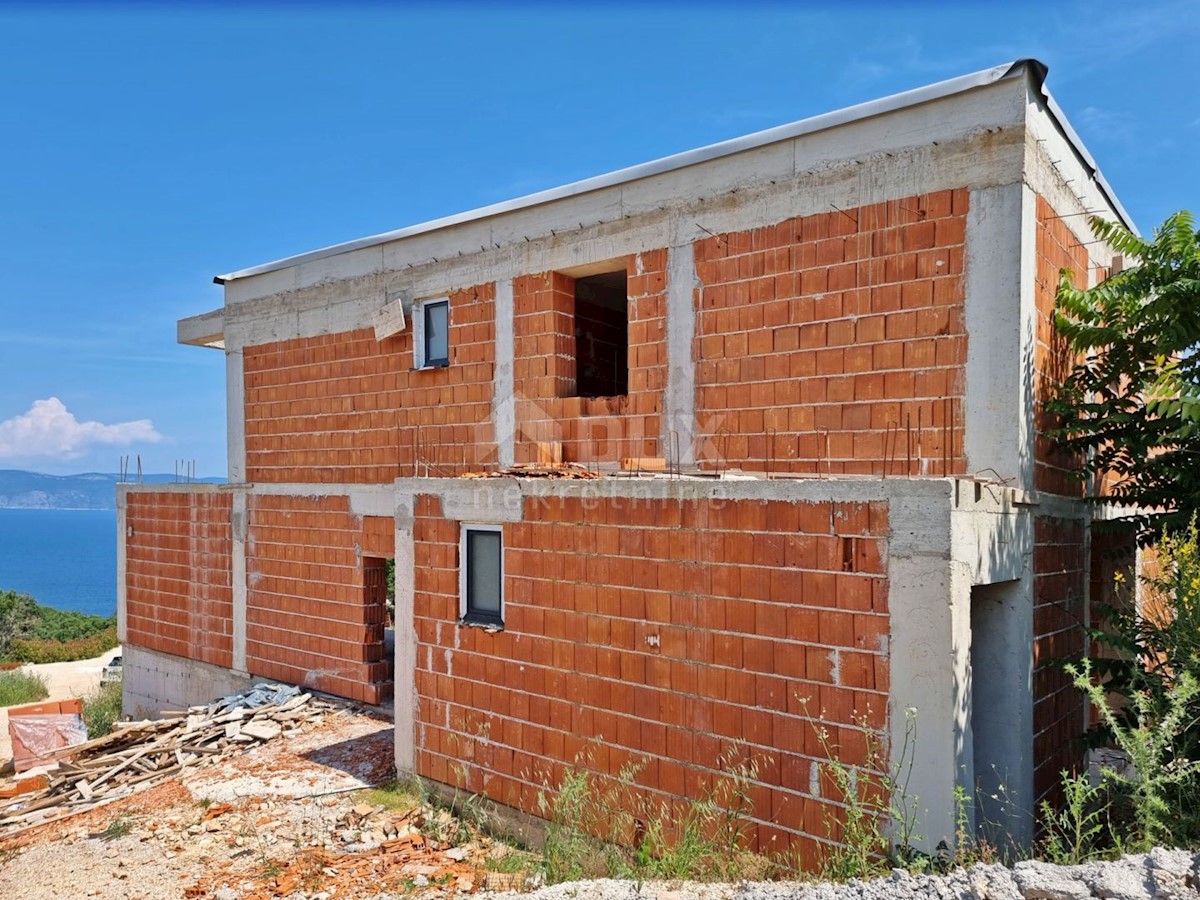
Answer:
[2, 698, 1198, 900]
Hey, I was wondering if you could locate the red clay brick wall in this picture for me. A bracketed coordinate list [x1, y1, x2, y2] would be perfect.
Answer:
[246, 494, 394, 703]
[411, 492, 889, 864]
[1034, 197, 1088, 496]
[1032, 515, 1086, 804]
[513, 252, 666, 464]
[694, 191, 967, 475]
[242, 283, 497, 483]
[125, 491, 234, 668]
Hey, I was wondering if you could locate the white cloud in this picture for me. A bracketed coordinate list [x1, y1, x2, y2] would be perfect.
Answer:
[0, 398, 164, 461]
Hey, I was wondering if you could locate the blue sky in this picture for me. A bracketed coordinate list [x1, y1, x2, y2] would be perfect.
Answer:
[0, 1, 1196, 477]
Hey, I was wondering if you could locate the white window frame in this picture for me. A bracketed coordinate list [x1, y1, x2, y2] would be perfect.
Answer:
[459, 523, 504, 627]
[413, 296, 450, 369]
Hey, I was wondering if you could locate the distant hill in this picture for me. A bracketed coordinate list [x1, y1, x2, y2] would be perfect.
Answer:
[0, 470, 226, 510]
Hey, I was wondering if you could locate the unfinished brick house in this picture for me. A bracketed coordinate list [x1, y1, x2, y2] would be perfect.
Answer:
[118, 60, 1133, 862]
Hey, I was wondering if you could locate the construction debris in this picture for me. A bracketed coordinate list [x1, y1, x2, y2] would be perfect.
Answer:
[461, 462, 601, 479]
[0, 683, 336, 836]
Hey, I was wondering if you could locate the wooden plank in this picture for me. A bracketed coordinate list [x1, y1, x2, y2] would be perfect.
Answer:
[620, 457, 667, 471]
[536, 442, 563, 465]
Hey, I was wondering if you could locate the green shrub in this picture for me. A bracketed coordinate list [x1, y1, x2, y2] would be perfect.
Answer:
[83, 681, 124, 739]
[0, 588, 116, 662]
[0, 669, 49, 707]
[9, 624, 119, 664]
[1039, 770, 1116, 865]
[1065, 517, 1200, 849]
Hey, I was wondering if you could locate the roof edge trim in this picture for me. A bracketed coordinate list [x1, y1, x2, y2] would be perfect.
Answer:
[215, 59, 1038, 285]
[1017, 59, 1136, 233]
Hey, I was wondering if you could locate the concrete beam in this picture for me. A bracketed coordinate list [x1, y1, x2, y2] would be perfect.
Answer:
[177, 308, 225, 349]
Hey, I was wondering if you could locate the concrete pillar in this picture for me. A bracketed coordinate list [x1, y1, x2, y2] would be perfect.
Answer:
[116, 487, 128, 645]
[493, 278, 515, 467]
[226, 347, 246, 483]
[231, 489, 249, 676]
[663, 239, 697, 464]
[963, 182, 1027, 484]
[887, 483, 959, 847]
[393, 492, 417, 774]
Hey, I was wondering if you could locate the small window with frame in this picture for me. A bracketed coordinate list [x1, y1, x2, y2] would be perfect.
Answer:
[413, 297, 450, 369]
[459, 524, 503, 627]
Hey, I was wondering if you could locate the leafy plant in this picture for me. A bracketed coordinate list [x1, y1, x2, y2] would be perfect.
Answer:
[1039, 771, 1115, 865]
[82, 681, 124, 738]
[807, 705, 924, 880]
[99, 814, 133, 841]
[1068, 658, 1200, 851]
[1049, 210, 1200, 542]
[1065, 519, 1200, 848]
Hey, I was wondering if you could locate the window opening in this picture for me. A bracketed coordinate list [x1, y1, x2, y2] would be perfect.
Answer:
[460, 525, 503, 626]
[573, 270, 628, 397]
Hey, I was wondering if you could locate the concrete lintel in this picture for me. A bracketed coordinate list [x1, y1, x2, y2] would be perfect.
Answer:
[348, 487, 399, 519]
[950, 480, 1034, 586]
[119, 482, 233, 495]
[393, 473, 955, 514]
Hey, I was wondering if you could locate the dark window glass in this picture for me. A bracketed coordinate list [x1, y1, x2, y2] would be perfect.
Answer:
[424, 300, 449, 366]
[465, 529, 502, 625]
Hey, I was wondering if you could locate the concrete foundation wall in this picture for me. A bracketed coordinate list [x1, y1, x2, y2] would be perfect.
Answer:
[122, 644, 255, 717]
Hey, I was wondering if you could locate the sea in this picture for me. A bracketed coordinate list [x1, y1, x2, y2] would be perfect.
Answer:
[0, 508, 117, 618]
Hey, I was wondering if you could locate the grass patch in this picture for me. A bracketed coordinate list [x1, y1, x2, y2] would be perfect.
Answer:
[83, 680, 124, 739]
[355, 778, 424, 813]
[99, 814, 133, 841]
[0, 669, 49, 708]
[536, 745, 767, 884]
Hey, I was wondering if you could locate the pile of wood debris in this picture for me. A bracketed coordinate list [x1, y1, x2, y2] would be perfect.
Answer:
[461, 462, 601, 479]
[0, 683, 336, 837]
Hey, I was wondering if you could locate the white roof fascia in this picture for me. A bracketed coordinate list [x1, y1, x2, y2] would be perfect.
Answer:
[213, 58, 1130, 285]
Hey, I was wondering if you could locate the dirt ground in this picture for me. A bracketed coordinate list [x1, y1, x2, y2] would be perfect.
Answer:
[0, 646, 121, 761]
[0, 704, 530, 900]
